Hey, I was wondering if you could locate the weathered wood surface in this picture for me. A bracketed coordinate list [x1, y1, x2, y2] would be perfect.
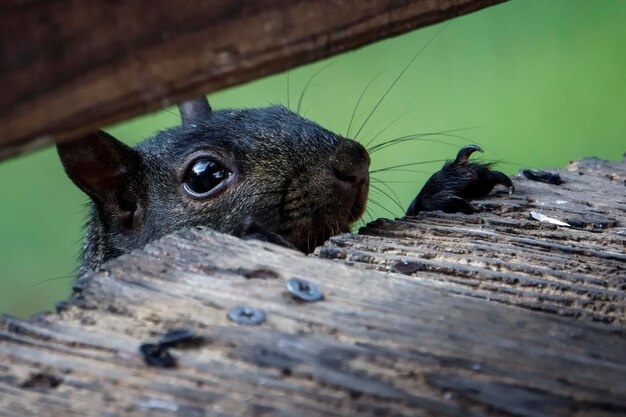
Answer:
[320, 156, 626, 326]
[1, 156, 625, 416]
[0, 0, 507, 161]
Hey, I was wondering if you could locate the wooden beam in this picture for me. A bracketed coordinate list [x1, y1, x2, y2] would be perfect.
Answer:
[0, 0, 507, 161]
[322, 157, 626, 325]
[0, 157, 624, 416]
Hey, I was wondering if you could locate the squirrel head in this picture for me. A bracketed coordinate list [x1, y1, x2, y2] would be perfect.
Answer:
[57, 98, 370, 274]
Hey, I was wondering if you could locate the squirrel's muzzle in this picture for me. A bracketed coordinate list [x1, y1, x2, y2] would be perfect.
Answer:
[331, 140, 370, 223]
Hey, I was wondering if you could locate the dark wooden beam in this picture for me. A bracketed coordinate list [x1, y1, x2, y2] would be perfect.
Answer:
[0, 0, 507, 160]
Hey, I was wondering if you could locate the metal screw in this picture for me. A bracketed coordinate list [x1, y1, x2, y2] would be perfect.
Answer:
[286, 278, 323, 302]
[139, 343, 176, 368]
[228, 306, 266, 325]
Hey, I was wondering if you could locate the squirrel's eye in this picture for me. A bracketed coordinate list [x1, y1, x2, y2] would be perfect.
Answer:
[183, 159, 231, 197]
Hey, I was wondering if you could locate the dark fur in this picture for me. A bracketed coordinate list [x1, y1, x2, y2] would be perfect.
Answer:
[407, 145, 514, 215]
[58, 99, 511, 276]
[58, 103, 370, 275]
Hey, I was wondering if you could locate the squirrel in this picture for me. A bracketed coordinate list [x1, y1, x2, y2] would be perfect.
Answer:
[57, 97, 370, 275]
[58, 97, 512, 276]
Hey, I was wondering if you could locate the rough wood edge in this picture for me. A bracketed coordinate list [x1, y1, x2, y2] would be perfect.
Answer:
[0, 156, 625, 416]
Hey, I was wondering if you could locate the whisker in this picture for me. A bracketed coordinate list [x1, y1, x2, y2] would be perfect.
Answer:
[370, 183, 405, 212]
[369, 159, 446, 174]
[355, 209, 368, 228]
[367, 197, 399, 218]
[161, 108, 182, 119]
[364, 207, 374, 224]
[372, 168, 433, 175]
[370, 178, 415, 184]
[370, 178, 402, 204]
[367, 127, 479, 154]
[346, 73, 382, 137]
[368, 177, 404, 207]
[353, 23, 449, 140]
[33, 275, 76, 287]
[363, 105, 420, 148]
[302, 101, 318, 118]
[286, 70, 291, 110]
[297, 60, 337, 115]
[376, 137, 462, 154]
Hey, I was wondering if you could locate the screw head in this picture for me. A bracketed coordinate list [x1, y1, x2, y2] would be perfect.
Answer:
[228, 306, 266, 325]
[139, 343, 176, 368]
[286, 278, 323, 302]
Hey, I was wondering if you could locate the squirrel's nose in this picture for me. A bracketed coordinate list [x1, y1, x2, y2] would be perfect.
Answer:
[331, 140, 370, 189]
[331, 141, 370, 223]
[332, 164, 369, 189]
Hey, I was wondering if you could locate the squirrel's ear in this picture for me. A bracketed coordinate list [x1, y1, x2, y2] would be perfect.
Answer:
[178, 97, 212, 126]
[57, 130, 141, 207]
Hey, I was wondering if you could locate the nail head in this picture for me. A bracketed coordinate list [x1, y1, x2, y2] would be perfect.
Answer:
[139, 343, 176, 368]
[286, 278, 323, 302]
[228, 306, 266, 325]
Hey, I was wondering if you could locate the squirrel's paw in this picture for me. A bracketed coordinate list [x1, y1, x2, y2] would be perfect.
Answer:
[406, 145, 514, 215]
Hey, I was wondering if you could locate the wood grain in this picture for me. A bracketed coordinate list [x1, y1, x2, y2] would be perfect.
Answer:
[0, 157, 624, 416]
[0, 0, 508, 160]
[321, 157, 626, 325]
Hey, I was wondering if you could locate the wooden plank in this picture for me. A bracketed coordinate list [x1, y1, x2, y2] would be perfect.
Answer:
[0, 0, 507, 160]
[320, 157, 626, 325]
[1, 230, 626, 416]
[0, 157, 624, 416]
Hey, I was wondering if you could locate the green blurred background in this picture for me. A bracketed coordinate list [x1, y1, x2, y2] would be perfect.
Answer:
[1, 0, 624, 318]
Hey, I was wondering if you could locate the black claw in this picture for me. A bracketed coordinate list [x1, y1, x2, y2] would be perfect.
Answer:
[454, 145, 483, 165]
[406, 145, 513, 215]
[489, 170, 515, 194]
